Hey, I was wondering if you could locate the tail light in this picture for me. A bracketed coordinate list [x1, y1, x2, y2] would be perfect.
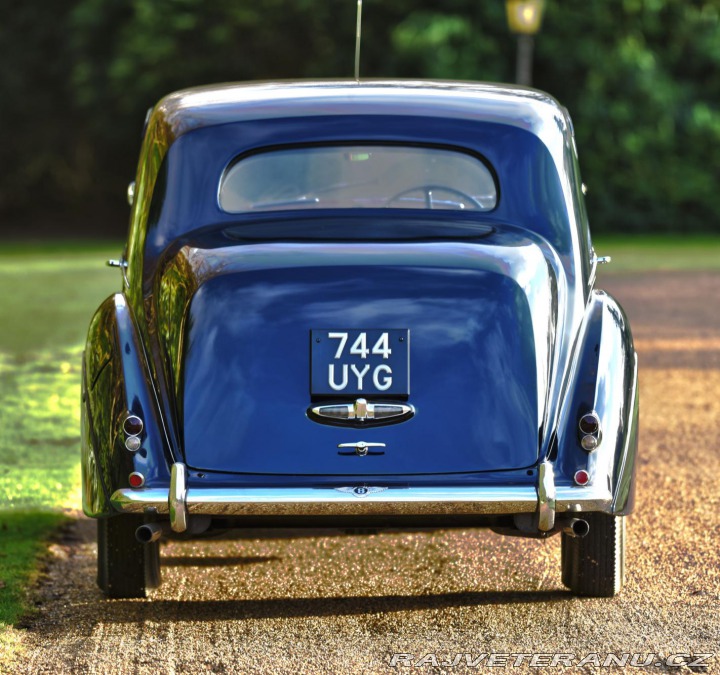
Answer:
[128, 472, 145, 488]
[122, 413, 143, 452]
[573, 469, 590, 486]
[125, 435, 142, 452]
[123, 414, 144, 436]
[578, 412, 601, 452]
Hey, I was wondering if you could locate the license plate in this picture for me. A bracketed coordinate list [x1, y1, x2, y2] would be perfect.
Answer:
[311, 329, 409, 396]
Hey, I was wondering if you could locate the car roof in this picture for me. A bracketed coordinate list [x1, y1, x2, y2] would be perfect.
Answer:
[149, 79, 571, 147]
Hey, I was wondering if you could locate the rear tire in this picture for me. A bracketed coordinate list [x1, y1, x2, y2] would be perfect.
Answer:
[561, 513, 625, 597]
[97, 515, 161, 598]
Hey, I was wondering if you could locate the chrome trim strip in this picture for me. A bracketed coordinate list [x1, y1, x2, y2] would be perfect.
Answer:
[110, 482, 615, 519]
[113, 485, 539, 516]
[169, 462, 188, 532]
[611, 352, 640, 514]
[536, 460, 556, 531]
[114, 489, 167, 512]
[555, 485, 613, 513]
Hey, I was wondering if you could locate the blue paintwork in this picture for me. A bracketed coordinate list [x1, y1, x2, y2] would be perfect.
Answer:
[179, 235, 548, 475]
[82, 81, 637, 518]
[142, 114, 575, 290]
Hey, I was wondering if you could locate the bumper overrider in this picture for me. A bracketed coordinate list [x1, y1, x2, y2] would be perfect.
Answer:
[110, 460, 617, 534]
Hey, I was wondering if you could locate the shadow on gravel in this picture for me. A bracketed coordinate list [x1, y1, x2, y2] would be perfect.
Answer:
[101, 590, 570, 622]
[161, 555, 280, 567]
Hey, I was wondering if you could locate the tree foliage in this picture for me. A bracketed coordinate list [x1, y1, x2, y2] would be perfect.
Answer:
[1, 0, 718, 235]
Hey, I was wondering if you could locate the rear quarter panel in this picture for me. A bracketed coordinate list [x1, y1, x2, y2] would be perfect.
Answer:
[82, 294, 171, 517]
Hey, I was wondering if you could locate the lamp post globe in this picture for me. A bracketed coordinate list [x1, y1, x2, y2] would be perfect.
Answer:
[505, 0, 546, 86]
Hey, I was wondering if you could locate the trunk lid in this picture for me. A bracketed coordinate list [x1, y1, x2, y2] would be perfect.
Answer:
[159, 234, 558, 476]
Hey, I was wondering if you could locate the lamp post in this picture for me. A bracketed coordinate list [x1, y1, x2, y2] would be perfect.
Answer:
[505, 0, 545, 87]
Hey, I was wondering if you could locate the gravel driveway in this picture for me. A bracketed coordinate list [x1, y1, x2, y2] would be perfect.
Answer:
[7, 271, 720, 674]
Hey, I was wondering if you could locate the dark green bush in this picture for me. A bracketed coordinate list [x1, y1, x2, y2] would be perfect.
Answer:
[1, 0, 718, 235]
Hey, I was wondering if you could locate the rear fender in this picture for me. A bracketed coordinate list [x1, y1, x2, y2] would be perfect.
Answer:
[554, 290, 638, 514]
[82, 293, 172, 517]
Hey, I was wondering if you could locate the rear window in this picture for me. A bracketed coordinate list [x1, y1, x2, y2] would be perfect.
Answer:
[219, 145, 497, 213]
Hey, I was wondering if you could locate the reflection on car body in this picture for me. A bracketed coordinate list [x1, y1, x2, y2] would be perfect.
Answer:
[82, 80, 638, 599]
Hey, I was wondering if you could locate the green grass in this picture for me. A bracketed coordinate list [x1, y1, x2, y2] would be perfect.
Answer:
[0, 512, 70, 622]
[0, 511, 70, 665]
[0, 243, 120, 645]
[593, 234, 720, 273]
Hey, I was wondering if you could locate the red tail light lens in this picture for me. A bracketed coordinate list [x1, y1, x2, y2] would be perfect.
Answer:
[128, 472, 145, 488]
[573, 469, 590, 486]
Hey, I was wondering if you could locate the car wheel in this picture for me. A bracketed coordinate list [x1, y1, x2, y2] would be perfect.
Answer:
[97, 515, 161, 598]
[561, 513, 625, 597]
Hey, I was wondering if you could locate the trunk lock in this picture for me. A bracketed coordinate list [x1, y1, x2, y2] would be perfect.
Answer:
[337, 441, 386, 456]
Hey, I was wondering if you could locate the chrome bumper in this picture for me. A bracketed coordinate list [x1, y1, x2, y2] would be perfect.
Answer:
[110, 462, 613, 533]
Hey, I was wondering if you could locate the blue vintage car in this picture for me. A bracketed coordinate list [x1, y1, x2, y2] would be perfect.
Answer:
[82, 80, 638, 599]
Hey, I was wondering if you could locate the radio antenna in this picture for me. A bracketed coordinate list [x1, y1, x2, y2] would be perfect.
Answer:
[354, 0, 363, 82]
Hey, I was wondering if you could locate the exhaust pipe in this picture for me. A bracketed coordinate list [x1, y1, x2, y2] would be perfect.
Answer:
[135, 522, 165, 544]
[136, 516, 211, 543]
[562, 518, 590, 538]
